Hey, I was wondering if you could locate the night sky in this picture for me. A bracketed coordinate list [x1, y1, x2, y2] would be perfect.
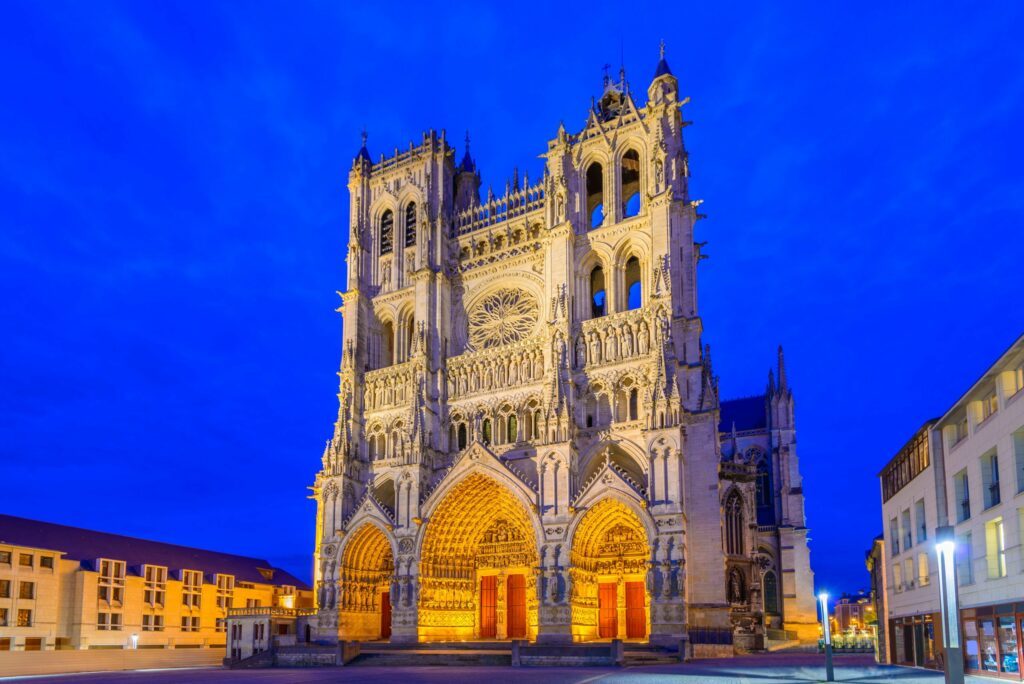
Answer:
[2, 2, 1022, 596]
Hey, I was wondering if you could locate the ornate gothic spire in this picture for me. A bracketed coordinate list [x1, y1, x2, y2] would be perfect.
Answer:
[654, 39, 673, 78]
[777, 345, 788, 392]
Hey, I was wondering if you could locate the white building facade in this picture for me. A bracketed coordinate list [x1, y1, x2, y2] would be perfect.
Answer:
[878, 333, 1024, 678]
[311, 51, 818, 650]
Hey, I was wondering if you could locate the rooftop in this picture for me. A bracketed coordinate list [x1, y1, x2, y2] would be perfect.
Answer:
[0, 514, 307, 589]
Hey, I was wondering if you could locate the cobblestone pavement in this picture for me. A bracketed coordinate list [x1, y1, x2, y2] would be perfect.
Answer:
[3, 654, 995, 683]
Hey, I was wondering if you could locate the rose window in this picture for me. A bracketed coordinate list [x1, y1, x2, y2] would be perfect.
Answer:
[467, 289, 538, 351]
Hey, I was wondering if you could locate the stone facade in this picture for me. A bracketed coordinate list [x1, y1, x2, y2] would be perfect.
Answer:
[311, 48, 818, 648]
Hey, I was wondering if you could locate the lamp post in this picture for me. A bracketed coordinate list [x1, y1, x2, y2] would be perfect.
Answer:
[819, 592, 834, 682]
[935, 525, 965, 684]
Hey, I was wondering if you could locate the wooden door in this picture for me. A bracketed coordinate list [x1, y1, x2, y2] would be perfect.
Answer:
[380, 591, 392, 640]
[598, 582, 618, 638]
[480, 576, 497, 638]
[507, 574, 526, 639]
[625, 581, 646, 639]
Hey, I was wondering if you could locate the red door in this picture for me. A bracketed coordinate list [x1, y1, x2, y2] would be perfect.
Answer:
[380, 591, 392, 639]
[625, 581, 646, 639]
[480, 576, 497, 638]
[598, 582, 618, 638]
[507, 574, 526, 639]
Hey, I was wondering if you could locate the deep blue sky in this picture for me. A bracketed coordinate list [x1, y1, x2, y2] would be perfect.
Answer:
[2, 2, 1022, 595]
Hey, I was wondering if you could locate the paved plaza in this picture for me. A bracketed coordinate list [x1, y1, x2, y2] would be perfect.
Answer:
[1, 654, 995, 683]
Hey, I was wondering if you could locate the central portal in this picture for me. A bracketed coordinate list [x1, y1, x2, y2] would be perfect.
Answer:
[418, 472, 539, 641]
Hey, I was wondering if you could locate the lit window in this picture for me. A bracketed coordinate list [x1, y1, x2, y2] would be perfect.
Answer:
[144, 565, 167, 606]
[915, 499, 927, 544]
[17, 609, 31, 627]
[98, 559, 126, 604]
[0, 608, 7, 626]
[19, 554, 32, 567]
[18, 581, 34, 599]
[981, 390, 999, 422]
[893, 561, 904, 593]
[181, 569, 203, 608]
[216, 574, 235, 609]
[986, 517, 1007, 579]
[917, 552, 930, 586]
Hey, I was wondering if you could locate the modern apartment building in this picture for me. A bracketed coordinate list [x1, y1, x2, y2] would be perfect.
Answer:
[877, 333, 1024, 679]
[0, 515, 312, 651]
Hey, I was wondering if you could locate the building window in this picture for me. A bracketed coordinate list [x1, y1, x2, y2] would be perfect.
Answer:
[216, 618, 227, 633]
[957, 533, 974, 585]
[17, 609, 32, 627]
[97, 612, 122, 631]
[986, 517, 1007, 579]
[589, 265, 606, 318]
[1014, 430, 1024, 494]
[142, 614, 164, 632]
[19, 554, 32, 567]
[893, 561, 904, 593]
[889, 517, 900, 555]
[0, 579, 10, 598]
[981, 390, 999, 423]
[917, 552, 930, 586]
[586, 162, 604, 228]
[404, 202, 417, 247]
[901, 509, 913, 550]
[144, 565, 167, 606]
[904, 558, 914, 589]
[881, 427, 930, 502]
[39, 556, 54, 569]
[181, 616, 200, 632]
[216, 574, 235, 609]
[915, 499, 927, 544]
[954, 469, 971, 522]
[181, 569, 203, 608]
[983, 449, 1001, 509]
[18, 581, 34, 599]
[0, 550, 10, 565]
[379, 209, 393, 255]
[620, 149, 641, 219]
[724, 490, 745, 556]
[98, 559, 126, 604]
[0, 608, 8, 627]
[763, 571, 779, 614]
[1010, 363, 1024, 397]
[953, 415, 969, 447]
[482, 418, 491, 445]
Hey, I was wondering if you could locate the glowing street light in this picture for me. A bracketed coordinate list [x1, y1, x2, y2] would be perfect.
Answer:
[935, 526, 965, 684]
[819, 591, 834, 682]
[129, 633, 139, 649]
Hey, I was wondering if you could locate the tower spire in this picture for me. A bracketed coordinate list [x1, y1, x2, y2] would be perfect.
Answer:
[653, 39, 673, 78]
[355, 127, 371, 162]
[778, 345, 788, 391]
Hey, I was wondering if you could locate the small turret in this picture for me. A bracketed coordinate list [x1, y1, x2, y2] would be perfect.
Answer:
[648, 40, 678, 103]
[354, 129, 372, 168]
[454, 131, 480, 213]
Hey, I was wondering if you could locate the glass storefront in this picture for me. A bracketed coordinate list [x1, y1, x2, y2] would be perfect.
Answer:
[962, 603, 1024, 679]
[889, 614, 939, 669]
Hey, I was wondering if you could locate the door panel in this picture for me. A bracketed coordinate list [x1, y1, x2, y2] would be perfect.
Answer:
[507, 574, 527, 639]
[598, 582, 618, 639]
[480, 576, 497, 639]
[625, 581, 646, 639]
[380, 591, 392, 640]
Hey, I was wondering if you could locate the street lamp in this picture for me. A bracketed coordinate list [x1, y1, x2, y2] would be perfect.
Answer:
[129, 633, 138, 650]
[935, 525, 965, 684]
[819, 592, 834, 682]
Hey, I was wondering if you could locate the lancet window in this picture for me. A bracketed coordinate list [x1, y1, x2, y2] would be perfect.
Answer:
[724, 490, 745, 556]
[586, 162, 604, 228]
[621, 149, 641, 218]
[380, 209, 393, 255]
[404, 202, 417, 247]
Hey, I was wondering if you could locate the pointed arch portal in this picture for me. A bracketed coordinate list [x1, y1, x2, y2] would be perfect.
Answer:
[570, 498, 650, 641]
[338, 523, 394, 640]
[418, 472, 539, 641]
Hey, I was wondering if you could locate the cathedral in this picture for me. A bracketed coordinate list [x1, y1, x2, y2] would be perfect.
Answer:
[311, 48, 817, 650]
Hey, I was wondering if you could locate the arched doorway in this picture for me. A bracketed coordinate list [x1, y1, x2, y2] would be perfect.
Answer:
[570, 498, 650, 642]
[338, 523, 394, 640]
[418, 472, 539, 641]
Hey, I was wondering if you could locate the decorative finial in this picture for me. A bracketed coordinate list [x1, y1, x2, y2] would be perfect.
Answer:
[602, 63, 611, 87]
[361, 128, 367, 146]
[465, 130, 470, 148]
[660, 39, 666, 60]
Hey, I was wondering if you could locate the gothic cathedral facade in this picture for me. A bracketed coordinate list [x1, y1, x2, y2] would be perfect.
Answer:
[312, 51, 818, 648]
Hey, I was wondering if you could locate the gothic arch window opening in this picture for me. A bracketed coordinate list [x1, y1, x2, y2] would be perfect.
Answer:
[507, 414, 518, 444]
[380, 209, 394, 255]
[380, 320, 395, 368]
[724, 490, 745, 556]
[629, 388, 639, 421]
[457, 423, 468, 450]
[482, 418, 492, 445]
[586, 162, 604, 228]
[590, 266, 607, 318]
[763, 570, 780, 614]
[621, 149, 641, 218]
[404, 202, 417, 247]
[625, 256, 642, 310]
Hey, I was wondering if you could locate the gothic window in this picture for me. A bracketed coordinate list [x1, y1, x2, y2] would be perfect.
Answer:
[625, 256, 642, 310]
[629, 388, 639, 421]
[533, 410, 543, 439]
[379, 209, 394, 255]
[467, 289, 538, 351]
[763, 571, 779, 614]
[590, 266, 606, 318]
[621, 149, 641, 218]
[507, 415, 517, 444]
[457, 424, 467, 450]
[405, 315, 415, 361]
[404, 202, 417, 247]
[482, 419, 492, 445]
[380, 321, 394, 368]
[725, 490, 745, 556]
[586, 162, 604, 228]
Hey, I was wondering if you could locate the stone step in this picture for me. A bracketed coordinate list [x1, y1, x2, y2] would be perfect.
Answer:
[349, 650, 513, 667]
[365, 640, 512, 651]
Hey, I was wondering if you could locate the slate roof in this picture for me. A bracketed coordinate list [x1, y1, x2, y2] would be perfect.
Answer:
[0, 514, 308, 589]
[718, 395, 767, 433]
